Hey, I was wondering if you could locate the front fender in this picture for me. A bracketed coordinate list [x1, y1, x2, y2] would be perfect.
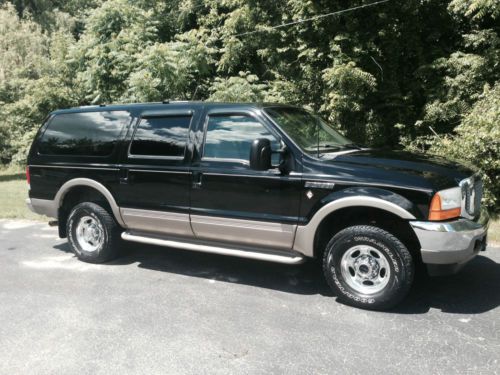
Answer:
[308, 187, 419, 221]
[293, 187, 418, 257]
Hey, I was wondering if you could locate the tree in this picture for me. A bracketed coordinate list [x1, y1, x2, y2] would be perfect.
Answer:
[0, 0, 499, 211]
[67, 0, 158, 103]
[405, 83, 500, 210]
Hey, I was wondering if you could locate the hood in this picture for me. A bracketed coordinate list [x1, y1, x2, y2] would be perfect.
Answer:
[318, 149, 476, 191]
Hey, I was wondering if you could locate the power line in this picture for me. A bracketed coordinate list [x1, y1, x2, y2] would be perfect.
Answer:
[234, 0, 391, 37]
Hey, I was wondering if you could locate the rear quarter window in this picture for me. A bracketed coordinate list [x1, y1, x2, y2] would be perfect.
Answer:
[38, 111, 131, 156]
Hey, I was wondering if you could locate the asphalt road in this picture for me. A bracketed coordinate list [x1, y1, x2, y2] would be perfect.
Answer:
[0, 219, 499, 374]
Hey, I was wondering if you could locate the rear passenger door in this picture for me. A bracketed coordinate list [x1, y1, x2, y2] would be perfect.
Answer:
[118, 109, 195, 237]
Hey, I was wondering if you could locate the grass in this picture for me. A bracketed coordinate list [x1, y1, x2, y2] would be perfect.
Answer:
[489, 219, 500, 246]
[0, 166, 47, 221]
[0, 165, 498, 244]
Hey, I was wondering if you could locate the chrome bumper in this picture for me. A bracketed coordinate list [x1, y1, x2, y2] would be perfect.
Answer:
[410, 209, 489, 269]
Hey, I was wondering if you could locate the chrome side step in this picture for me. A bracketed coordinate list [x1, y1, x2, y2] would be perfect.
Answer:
[121, 232, 305, 265]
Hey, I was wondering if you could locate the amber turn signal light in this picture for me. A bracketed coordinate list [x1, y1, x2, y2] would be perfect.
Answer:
[428, 193, 461, 221]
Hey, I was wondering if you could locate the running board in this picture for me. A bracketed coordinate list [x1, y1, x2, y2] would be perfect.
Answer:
[121, 232, 305, 265]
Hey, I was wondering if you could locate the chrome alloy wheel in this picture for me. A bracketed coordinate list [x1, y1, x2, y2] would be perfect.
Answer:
[75, 216, 104, 252]
[340, 245, 391, 295]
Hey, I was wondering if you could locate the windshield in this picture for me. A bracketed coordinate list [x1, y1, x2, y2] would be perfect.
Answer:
[264, 107, 356, 157]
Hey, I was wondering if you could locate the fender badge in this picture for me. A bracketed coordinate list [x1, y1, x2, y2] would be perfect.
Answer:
[306, 190, 314, 199]
[305, 181, 335, 189]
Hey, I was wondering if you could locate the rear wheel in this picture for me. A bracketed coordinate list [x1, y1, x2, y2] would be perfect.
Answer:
[323, 225, 414, 310]
[67, 202, 121, 263]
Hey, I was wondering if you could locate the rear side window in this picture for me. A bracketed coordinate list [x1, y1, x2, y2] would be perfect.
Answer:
[129, 115, 191, 157]
[38, 111, 130, 156]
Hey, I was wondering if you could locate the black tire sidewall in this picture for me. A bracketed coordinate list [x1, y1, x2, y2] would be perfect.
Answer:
[324, 226, 413, 309]
[67, 203, 112, 262]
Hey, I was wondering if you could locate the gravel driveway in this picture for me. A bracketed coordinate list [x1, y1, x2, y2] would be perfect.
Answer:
[0, 219, 499, 374]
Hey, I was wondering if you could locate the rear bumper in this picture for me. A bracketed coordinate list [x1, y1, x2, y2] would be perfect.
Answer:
[410, 209, 489, 275]
[25, 198, 57, 218]
[26, 198, 34, 213]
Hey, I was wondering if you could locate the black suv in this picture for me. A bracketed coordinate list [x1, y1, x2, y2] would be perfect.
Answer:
[26, 102, 489, 310]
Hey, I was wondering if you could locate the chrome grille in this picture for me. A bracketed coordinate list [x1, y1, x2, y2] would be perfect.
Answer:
[473, 179, 483, 215]
[460, 176, 482, 219]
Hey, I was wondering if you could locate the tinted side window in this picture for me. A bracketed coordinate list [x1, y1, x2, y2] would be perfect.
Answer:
[130, 116, 191, 157]
[203, 115, 279, 161]
[38, 111, 130, 156]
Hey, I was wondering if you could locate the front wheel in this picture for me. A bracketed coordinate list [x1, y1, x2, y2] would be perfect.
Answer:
[323, 225, 414, 310]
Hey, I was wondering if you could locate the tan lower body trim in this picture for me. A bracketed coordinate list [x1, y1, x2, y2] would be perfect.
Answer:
[120, 207, 297, 250]
[120, 208, 193, 237]
[190, 215, 296, 250]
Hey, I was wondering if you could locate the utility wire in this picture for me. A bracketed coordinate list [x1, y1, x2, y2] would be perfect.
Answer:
[234, 0, 391, 37]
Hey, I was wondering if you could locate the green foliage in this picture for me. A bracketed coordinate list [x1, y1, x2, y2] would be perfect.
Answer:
[449, 0, 500, 20]
[0, 0, 499, 210]
[0, 3, 77, 163]
[322, 61, 377, 142]
[0, 3, 50, 83]
[2, 76, 78, 163]
[0, 0, 102, 29]
[123, 31, 213, 102]
[416, 29, 499, 135]
[208, 72, 267, 102]
[404, 84, 500, 210]
[407, 0, 500, 211]
[68, 0, 158, 103]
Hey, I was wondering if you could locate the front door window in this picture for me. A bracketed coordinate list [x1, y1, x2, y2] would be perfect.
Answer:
[203, 114, 280, 165]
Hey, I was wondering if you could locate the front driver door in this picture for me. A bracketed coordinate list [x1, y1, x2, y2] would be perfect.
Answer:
[190, 108, 302, 250]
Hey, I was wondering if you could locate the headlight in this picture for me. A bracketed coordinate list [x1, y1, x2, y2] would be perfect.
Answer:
[428, 187, 462, 221]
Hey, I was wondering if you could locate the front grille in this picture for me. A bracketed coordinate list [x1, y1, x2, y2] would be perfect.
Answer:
[461, 176, 482, 218]
[473, 179, 483, 215]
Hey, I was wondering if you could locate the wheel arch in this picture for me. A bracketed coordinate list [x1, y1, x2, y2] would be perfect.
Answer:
[55, 178, 126, 232]
[293, 195, 420, 259]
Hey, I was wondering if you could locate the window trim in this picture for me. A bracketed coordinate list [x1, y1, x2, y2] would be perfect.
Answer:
[127, 110, 194, 160]
[200, 110, 281, 165]
[202, 157, 250, 165]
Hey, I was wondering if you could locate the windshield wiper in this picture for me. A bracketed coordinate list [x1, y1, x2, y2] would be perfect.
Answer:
[305, 144, 341, 152]
[317, 143, 342, 149]
[341, 143, 363, 150]
[315, 144, 343, 158]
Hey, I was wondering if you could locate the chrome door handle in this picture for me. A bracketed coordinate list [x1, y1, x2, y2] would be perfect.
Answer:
[192, 172, 203, 189]
[119, 169, 129, 184]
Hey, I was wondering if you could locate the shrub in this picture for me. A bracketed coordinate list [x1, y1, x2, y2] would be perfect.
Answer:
[404, 83, 500, 212]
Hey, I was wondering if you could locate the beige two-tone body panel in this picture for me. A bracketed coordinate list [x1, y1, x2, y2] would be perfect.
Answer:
[28, 177, 419, 263]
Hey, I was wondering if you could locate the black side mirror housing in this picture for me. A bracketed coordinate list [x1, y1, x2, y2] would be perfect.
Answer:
[249, 138, 272, 171]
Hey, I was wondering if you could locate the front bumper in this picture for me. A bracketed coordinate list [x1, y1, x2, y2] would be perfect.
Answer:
[410, 209, 489, 275]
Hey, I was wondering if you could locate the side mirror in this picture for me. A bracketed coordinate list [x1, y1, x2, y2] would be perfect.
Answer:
[249, 138, 272, 171]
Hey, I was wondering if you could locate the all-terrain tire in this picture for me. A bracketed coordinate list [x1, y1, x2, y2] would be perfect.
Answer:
[67, 202, 121, 263]
[323, 225, 414, 310]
